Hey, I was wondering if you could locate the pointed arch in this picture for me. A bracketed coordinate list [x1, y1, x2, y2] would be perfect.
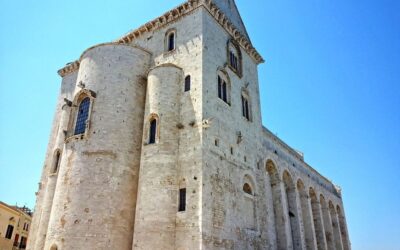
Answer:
[297, 179, 317, 249]
[283, 171, 302, 249]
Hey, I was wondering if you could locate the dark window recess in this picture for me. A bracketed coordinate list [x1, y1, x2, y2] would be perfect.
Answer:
[241, 95, 250, 120]
[13, 234, 19, 247]
[178, 188, 186, 212]
[184, 75, 191, 92]
[217, 76, 228, 104]
[149, 119, 157, 144]
[218, 76, 222, 99]
[243, 183, 252, 195]
[19, 236, 27, 249]
[5, 225, 14, 239]
[74, 97, 90, 135]
[230, 51, 238, 71]
[168, 33, 175, 51]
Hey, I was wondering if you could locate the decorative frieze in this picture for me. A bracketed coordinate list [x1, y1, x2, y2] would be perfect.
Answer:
[57, 0, 264, 77]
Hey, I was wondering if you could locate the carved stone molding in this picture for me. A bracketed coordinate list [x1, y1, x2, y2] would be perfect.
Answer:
[57, 0, 264, 77]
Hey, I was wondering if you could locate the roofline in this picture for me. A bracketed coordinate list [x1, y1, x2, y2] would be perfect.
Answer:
[0, 201, 32, 218]
[58, 0, 264, 77]
[262, 126, 342, 197]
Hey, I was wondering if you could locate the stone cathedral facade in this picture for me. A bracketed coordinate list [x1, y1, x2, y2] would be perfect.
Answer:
[27, 0, 351, 249]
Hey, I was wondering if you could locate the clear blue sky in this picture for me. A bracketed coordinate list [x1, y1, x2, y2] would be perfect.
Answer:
[0, 0, 399, 249]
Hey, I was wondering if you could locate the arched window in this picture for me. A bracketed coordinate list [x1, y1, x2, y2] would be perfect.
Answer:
[74, 97, 90, 135]
[168, 33, 175, 51]
[165, 29, 176, 52]
[51, 150, 61, 174]
[217, 71, 230, 104]
[243, 183, 253, 195]
[50, 244, 58, 250]
[227, 40, 242, 77]
[184, 75, 191, 92]
[149, 119, 157, 144]
[241, 90, 251, 121]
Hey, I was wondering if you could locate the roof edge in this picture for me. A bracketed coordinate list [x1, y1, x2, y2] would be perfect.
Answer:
[57, 0, 264, 77]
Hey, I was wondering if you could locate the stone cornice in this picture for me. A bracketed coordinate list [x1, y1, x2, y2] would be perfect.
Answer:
[58, 61, 80, 77]
[58, 0, 264, 77]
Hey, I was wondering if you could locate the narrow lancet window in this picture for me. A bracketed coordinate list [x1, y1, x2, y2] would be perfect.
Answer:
[149, 119, 157, 144]
[185, 75, 191, 92]
[168, 33, 175, 51]
[178, 188, 186, 212]
[52, 150, 61, 174]
[217, 73, 230, 104]
[241, 94, 251, 121]
[74, 97, 90, 135]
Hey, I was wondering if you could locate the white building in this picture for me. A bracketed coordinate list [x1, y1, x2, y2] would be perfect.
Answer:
[28, 0, 350, 249]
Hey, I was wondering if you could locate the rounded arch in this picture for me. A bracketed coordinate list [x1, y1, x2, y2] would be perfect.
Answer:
[282, 170, 295, 191]
[283, 170, 302, 249]
[50, 244, 58, 250]
[329, 200, 343, 250]
[309, 187, 326, 249]
[67, 90, 95, 138]
[242, 174, 256, 195]
[147, 113, 160, 144]
[184, 75, 191, 92]
[320, 194, 335, 249]
[336, 205, 350, 250]
[296, 179, 305, 191]
[266, 159, 280, 185]
[265, 159, 287, 248]
[216, 68, 231, 104]
[297, 179, 317, 249]
[164, 28, 177, 52]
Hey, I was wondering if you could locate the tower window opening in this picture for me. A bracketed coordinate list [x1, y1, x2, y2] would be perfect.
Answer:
[241, 94, 251, 121]
[230, 51, 238, 71]
[149, 119, 157, 144]
[74, 97, 90, 135]
[168, 32, 175, 51]
[217, 75, 229, 104]
[185, 75, 191, 92]
[178, 188, 186, 212]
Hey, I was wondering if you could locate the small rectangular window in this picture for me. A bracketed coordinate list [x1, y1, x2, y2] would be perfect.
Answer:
[178, 188, 186, 212]
[5, 225, 14, 239]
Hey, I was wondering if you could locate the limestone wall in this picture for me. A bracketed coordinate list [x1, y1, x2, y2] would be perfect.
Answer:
[42, 44, 151, 250]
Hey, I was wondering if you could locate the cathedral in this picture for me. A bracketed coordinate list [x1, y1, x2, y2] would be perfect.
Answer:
[27, 0, 350, 249]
